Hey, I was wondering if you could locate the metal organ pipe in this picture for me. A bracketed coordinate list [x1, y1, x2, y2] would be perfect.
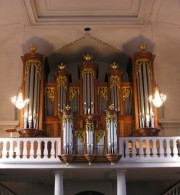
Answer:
[24, 68, 30, 128]
[62, 111, 73, 154]
[106, 113, 117, 154]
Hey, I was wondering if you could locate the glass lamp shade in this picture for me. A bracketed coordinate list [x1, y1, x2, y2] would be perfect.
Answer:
[149, 87, 166, 107]
[11, 90, 29, 109]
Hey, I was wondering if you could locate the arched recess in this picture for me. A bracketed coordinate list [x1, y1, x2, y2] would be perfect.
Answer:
[75, 191, 105, 195]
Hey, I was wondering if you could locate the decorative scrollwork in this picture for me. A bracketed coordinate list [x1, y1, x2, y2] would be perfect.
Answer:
[75, 131, 85, 144]
[62, 114, 73, 128]
[45, 87, 55, 101]
[57, 76, 67, 89]
[86, 123, 94, 132]
[25, 59, 42, 79]
[106, 115, 117, 126]
[82, 68, 94, 77]
[69, 87, 79, 101]
[98, 86, 108, 101]
[135, 59, 152, 77]
[95, 131, 105, 143]
[122, 86, 132, 101]
[110, 76, 120, 90]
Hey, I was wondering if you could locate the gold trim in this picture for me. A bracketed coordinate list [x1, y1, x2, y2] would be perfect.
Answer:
[62, 114, 73, 128]
[106, 115, 117, 125]
[25, 59, 42, 79]
[82, 68, 94, 77]
[122, 86, 132, 101]
[98, 86, 108, 101]
[75, 131, 85, 144]
[56, 76, 67, 89]
[135, 59, 152, 76]
[45, 87, 55, 101]
[110, 76, 120, 89]
[69, 87, 79, 101]
[95, 131, 105, 143]
[86, 123, 94, 132]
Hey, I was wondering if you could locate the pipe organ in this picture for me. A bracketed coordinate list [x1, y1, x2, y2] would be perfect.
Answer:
[131, 43, 158, 135]
[19, 43, 160, 163]
[19, 44, 45, 136]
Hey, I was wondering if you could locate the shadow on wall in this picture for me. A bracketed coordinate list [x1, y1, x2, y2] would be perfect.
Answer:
[123, 35, 155, 55]
[22, 36, 54, 55]
[75, 191, 105, 195]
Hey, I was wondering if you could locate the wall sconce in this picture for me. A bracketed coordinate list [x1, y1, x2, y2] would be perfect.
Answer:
[11, 89, 29, 109]
[149, 86, 166, 107]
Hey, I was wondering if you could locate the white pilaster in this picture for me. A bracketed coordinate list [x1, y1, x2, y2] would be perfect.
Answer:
[117, 170, 127, 195]
[54, 171, 64, 195]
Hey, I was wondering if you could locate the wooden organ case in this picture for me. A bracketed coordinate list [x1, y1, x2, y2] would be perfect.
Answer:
[19, 43, 160, 164]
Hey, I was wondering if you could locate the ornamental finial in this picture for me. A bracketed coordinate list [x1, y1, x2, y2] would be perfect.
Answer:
[64, 105, 71, 110]
[139, 43, 147, 52]
[58, 63, 66, 70]
[111, 62, 119, 70]
[109, 104, 115, 110]
[84, 54, 93, 61]
[29, 43, 37, 52]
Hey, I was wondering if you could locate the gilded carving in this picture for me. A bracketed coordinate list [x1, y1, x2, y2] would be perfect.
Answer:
[98, 86, 108, 101]
[110, 76, 120, 90]
[69, 87, 79, 101]
[25, 59, 42, 79]
[86, 123, 94, 131]
[122, 86, 132, 101]
[75, 131, 85, 143]
[57, 76, 67, 89]
[82, 68, 94, 77]
[62, 114, 73, 128]
[135, 59, 152, 77]
[45, 87, 55, 101]
[106, 115, 117, 126]
[95, 131, 105, 143]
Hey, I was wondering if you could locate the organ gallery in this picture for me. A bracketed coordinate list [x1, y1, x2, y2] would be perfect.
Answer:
[18, 35, 160, 164]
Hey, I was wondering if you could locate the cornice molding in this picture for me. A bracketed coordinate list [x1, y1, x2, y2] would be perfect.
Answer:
[21, 0, 156, 26]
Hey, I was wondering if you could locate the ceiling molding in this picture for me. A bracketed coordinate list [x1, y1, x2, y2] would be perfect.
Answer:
[21, 0, 155, 26]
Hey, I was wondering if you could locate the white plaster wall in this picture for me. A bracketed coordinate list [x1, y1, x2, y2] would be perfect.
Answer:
[0, 1, 180, 126]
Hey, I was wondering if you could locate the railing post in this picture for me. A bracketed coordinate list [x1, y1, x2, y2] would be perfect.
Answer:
[29, 140, 34, 159]
[43, 140, 48, 159]
[51, 140, 55, 159]
[2, 140, 7, 159]
[9, 140, 14, 159]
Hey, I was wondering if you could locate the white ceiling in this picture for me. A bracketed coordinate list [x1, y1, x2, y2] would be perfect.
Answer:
[22, 0, 156, 25]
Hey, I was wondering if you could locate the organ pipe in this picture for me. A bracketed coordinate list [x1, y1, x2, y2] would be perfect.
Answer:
[55, 63, 69, 112]
[21, 44, 44, 131]
[106, 107, 118, 154]
[131, 44, 158, 130]
[62, 105, 73, 154]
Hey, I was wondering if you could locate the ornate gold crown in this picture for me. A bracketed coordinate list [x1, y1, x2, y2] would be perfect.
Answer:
[111, 62, 119, 70]
[58, 63, 66, 70]
[29, 43, 37, 52]
[139, 43, 147, 51]
[84, 54, 93, 61]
